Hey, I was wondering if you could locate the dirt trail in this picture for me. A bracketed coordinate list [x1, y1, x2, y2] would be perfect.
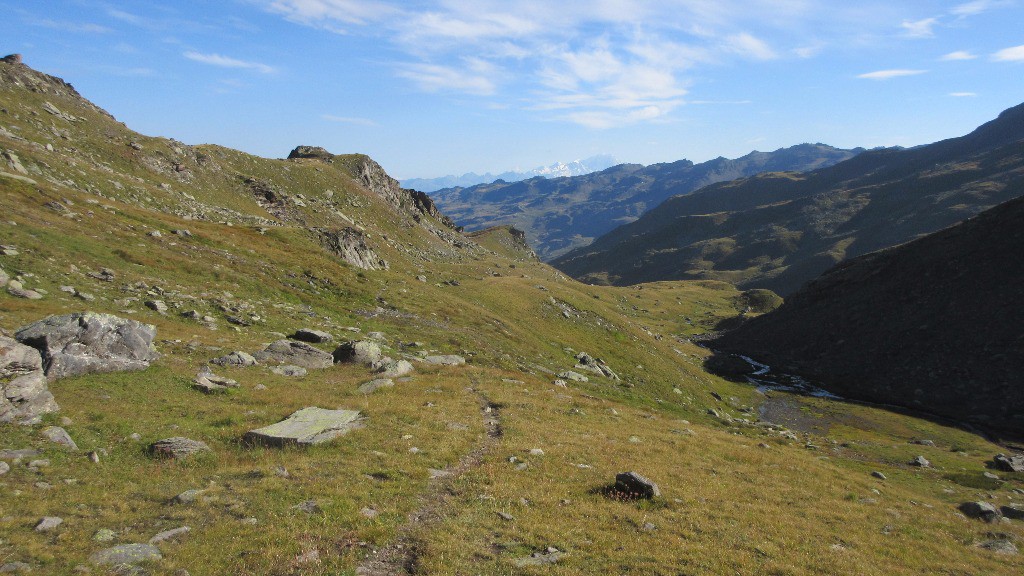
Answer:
[356, 377, 502, 575]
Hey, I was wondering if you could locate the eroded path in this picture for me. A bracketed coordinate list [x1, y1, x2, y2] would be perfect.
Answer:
[357, 376, 502, 575]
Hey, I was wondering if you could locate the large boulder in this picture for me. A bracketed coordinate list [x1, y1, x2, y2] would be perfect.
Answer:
[958, 501, 1001, 523]
[333, 340, 382, 365]
[243, 407, 363, 447]
[614, 471, 661, 499]
[993, 453, 1024, 473]
[253, 340, 333, 369]
[0, 336, 58, 424]
[15, 312, 157, 379]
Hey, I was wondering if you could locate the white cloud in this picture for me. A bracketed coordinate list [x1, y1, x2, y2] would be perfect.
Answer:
[949, 92, 978, 97]
[723, 32, 777, 60]
[31, 19, 111, 33]
[951, 0, 996, 16]
[857, 69, 927, 80]
[322, 114, 377, 126]
[262, 0, 398, 28]
[940, 50, 977, 61]
[183, 51, 277, 74]
[992, 44, 1024, 62]
[901, 17, 938, 38]
[396, 61, 498, 95]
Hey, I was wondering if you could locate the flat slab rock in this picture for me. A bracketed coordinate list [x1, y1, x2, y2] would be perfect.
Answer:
[149, 437, 212, 459]
[291, 328, 332, 343]
[423, 354, 466, 366]
[15, 312, 158, 379]
[90, 543, 162, 566]
[253, 340, 333, 369]
[244, 407, 363, 447]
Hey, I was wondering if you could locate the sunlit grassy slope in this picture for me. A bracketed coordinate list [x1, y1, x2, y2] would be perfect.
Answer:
[0, 58, 1021, 575]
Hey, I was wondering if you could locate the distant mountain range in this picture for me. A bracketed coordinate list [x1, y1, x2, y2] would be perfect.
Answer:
[711, 193, 1024, 436]
[400, 154, 617, 192]
[553, 102, 1024, 296]
[430, 144, 861, 260]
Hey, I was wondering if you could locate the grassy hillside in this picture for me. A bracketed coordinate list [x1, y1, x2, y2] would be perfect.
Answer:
[1, 57, 1021, 575]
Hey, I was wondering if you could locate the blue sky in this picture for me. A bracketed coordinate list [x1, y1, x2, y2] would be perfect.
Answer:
[4, 1, 1024, 179]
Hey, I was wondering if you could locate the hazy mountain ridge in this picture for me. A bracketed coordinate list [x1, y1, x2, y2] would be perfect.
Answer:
[399, 154, 617, 192]
[711, 194, 1024, 436]
[552, 102, 1024, 295]
[430, 144, 861, 260]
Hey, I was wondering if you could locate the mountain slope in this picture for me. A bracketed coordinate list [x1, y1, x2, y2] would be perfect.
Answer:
[712, 194, 1024, 435]
[553, 103, 1024, 295]
[431, 144, 860, 260]
[2, 56, 1022, 575]
[400, 154, 616, 192]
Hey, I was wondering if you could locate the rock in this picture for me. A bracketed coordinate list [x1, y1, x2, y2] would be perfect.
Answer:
[292, 500, 322, 514]
[253, 340, 333, 369]
[909, 455, 930, 468]
[41, 426, 77, 450]
[959, 501, 1002, 523]
[192, 368, 239, 394]
[332, 340, 382, 365]
[0, 561, 32, 573]
[287, 146, 334, 161]
[357, 378, 394, 394]
[148, 437, 212, 459]
[1, 336, 58, 424]
[93, 528, 117, 542]
[871, 471, 887, 480]
[315, 227, 389, 270]
[529, 448, 545, 456]
[574, 352, 620, 380]
[35, 516, 63, 531]
[374, 358, 413, 378]
[976, 538, 1018, 555]
[170, 489, 204, 505]
[149, 526, 190, 544]
[15, 312, 158, 379]
[0, 448, 40, 459]
[557, 370, 589, 382]
[243, 407, 364, 447]
[290, 329, 332, 344]
[0, 267, 8, 287]
[513, 548, 565, 567]
[993, 453, 1024, 473]
[144, 300, 168, 314]
[210, 351, 257, 367]
[1000, 504, 1024, 520]
[0, 461, 9, 475]
[270, 365, 307, 377]
[910, 439, 935, 446]
[89, 544, 162, 566]
[6, 280, 42, 300]
[88, 451, 100, 463]
[614, 471, 661, 499]
[359, 507, 378, 518]
[423, 354, 466, 366]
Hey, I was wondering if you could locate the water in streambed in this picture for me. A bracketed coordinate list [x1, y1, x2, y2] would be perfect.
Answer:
[735, 355, 847, 435]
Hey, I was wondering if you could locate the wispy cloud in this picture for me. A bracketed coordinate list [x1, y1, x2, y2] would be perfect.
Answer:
[30, 18, 111, 34]
[940, 50, 977, 61]
[992, 44, 1024, 62]
[857, 69, 928, 80]
[396, 60, 498, 95]
[901, 17, 938, 38]
[183, 51, 277, 74]
[322, 114, 377, 126]
[951, 0, 1001, 16]
[949, 92, 978, 97]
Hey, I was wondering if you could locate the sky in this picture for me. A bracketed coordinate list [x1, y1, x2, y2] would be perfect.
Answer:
[3, 1, 1024, 180]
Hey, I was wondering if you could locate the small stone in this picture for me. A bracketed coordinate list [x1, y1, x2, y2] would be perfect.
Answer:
[210, 351, 257, 367]
[239, 517, 258, 525]
[497, 511, 514, 521]
[41, 426, 78, 450]
[983, 471, 1001, 480]
[529, 448, 544, 456]
[0, 461, 9, 475]
[270, 365, 307, 377]
[557, 370, 589, 382]
[423, 354, 466, 366]
[28, 459, 50, 468]
[149, 526, 190, 544]
[872, 471, 887, 480]
[144, 300, 167, 313]
[290, 329, 332, 343]
[909, 455, 930, 468]
[0, 561, 32, 573]
[357, 378, 394, 394]
[93, 528, 117, 542]
[293, 500, 322, 514]
[35, 516, 63, 531]
[614, 471, 660, 499]
[360, 507, 379, 518]
[88, 451, 101, 463]
[149, 437, 211, 459]
[170, 489, 204, 505]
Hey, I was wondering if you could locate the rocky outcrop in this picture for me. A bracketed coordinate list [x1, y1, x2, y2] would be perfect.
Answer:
[253, 340, 334, 369]
[315, 227, 389, 270]
[287, 145, 334, 162]
[0, 336, 58, 424]
[243, 407, 363, 447]
[15, 313, 158, 379]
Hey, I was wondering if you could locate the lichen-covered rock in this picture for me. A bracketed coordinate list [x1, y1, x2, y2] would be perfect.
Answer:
[149, 437, 212, 459]
[210, 350, 257, 367]
[253, 340, 333, 369]
[15, 312, 157, 379]
[0, 336, 58, 424]
[89, 544, 162, 566]
[243, 407, 363, 447]
[333, 340, 382, 365]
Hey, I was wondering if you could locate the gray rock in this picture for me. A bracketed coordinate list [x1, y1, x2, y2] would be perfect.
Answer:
[149, 526, 190, 544]
[290, 329, 332, 344]
[993, 453, 1024, 473]
[0, 461, 9, 475]
[170, 489, 204, 505]
[373, 358, 413, 378]
[149, 437, 211, 459]
[614, 471, 661, 499]
[89, 544, 162, 566]
[871, 471, 887, 480]
[0, 266, 8, 287]
[0, 448, 40, 459]
[192, 369, 239, 394]
[316, 227, 388, 270]
[6, 280, 42, 300]
[909, 455, 930, 468]
[557, 370, 589, 383]
[910, 439, 935, 446]
[15, 312, 158, 380]
[574, 351, 620, 380]
[976, 538, 1018, 555]
[243, 407, 363, 447]
[0, 561, 32, 573]
[1000, 504, 1024, 520]
[93, 528, 117, 542]
[959, 501, 1001, 522]
[513, 547, 565, 567]
[41, 426, 77, 450]
[144, 300, 167, 314]
[423, 354, 466, 366]
[253, 340, 333, 369]
[271, 365, 307, 377]
[332, 340, 382, 365]
[210, 351, 257, 367]
[357, 378, 394, 394]
[1, 337, 58, 424]
[35, 516, 63, 531]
